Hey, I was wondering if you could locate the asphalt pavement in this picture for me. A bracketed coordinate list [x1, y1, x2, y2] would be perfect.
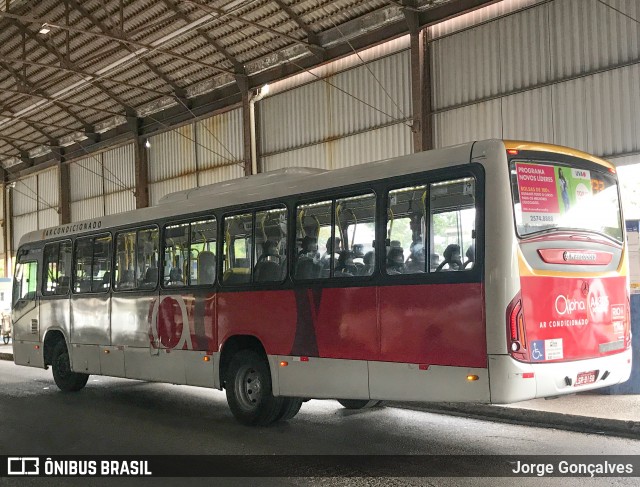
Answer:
[1, 341, 638, 439]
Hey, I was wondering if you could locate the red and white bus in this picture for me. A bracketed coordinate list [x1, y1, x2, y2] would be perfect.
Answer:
[11, 139, 631, 425]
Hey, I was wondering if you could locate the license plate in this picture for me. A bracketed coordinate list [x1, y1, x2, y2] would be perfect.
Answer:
[575, 370, 598, 387]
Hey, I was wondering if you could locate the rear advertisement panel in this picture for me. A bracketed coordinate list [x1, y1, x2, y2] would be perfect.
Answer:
[520, 275, 628, 362]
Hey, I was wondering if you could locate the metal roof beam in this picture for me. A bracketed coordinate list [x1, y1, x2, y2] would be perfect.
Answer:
[160, 0, 246, 76]
[272, 0, 325, 57]
[66, 0, 188, 100]
[0, 10, 234, 75]
[182, 0, 322, 57]
[0, 107, 86, 133]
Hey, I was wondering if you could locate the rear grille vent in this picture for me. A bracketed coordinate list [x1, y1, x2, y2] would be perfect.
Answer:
[31, 319, 38, 334]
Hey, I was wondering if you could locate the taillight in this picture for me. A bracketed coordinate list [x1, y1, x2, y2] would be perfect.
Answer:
[506, 293, 529, 361]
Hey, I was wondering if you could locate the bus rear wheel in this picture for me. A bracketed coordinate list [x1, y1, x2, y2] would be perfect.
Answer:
[51, 341, 89, 392]
[337, 399, 381, 410]
[225, 350, 283, 426]
[276, 397, 303, 421]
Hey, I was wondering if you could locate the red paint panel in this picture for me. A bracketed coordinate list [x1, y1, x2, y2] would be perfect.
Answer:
[217, 290, 298, 355]
[313, 287, 378, 360]
[379, 283, 486, 367]
[152, 294, 217, 352]
[538, 249, 612, 265]
[520, 276, 629, 361]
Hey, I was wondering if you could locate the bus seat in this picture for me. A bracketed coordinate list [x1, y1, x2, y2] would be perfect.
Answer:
[141, 267, 158, 288]
[295, 256, 320, 279]
[222, 267, 250, 285]
[168, 267, 183, 286]
[386, 246, 405, 274]
[405, 241, 425, 273]
[436, 244, 463, 271]
[56, 276, 70, 294]
[361, 250, 375, 275]
[197, 251, 216, 285]
[118, 270, 135, 289]
[463, 244, 475, 269]
[335, 250, 358, 278]
[254, 241, 282, 282]
[101, 271, 111, 290]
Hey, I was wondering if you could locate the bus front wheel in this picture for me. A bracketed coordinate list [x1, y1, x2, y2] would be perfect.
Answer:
[225, 350, 283, 426]
[51, 341, 89, 392]
[337, 399, 381, 410]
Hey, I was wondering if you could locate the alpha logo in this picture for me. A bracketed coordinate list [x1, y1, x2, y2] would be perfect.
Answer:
[589, 294, 610, 314]
[555, 295, 586, 315]
[7, 457, 39, 475]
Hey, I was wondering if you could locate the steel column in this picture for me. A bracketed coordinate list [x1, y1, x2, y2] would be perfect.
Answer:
[410, 28, 432, 152]
[134, 130, 149, 209]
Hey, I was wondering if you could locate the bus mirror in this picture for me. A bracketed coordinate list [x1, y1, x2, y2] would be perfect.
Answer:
[472, 230, 476, 239]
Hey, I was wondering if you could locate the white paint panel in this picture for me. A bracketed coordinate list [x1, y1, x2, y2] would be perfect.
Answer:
[12, 212, 37, 249]
[330, 51, 412, 136]
[196, 108, 244, 170]
[434, 99, 502, 148]
[498, 3, 551, 93]
[260, 50, 411, 157]
[70, 155, 103, 201]
[71, 196, 104, 222]
[501, 87, 554, 143]
[585, 64, 640, 158]
[431, 23, 501, 110]
[37, 168, 59, 210]
[12, 175, 37, 216]
[550, 0, 640, 81]
[103, 143, 135, 193]
[332, 123, 412, 169]
[197, 164, 244, 186]
[105, 190, 136, 216]
[38, 208, 59, 230]
[148, 125, 196, 182]
[149, 174, 197, 207]
[551, 78, 589, 154]
[429, 0, 544, 39]
[261, 144, 330, 172]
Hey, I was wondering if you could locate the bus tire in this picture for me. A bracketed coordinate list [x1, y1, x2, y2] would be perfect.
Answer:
[51, 341, 89, 392]
[337, 399, 381, 410]
[226, 350, 283, 426]
[276, 397, 303, 422]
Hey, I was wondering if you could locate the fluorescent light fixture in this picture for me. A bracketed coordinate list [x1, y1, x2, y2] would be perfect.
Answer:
[260, 84, 270, 97]
[145, 139, 151, 149]
[39, 23, 51, 34]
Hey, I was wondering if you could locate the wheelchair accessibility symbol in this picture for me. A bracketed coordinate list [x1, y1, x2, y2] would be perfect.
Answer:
[531, 340, 545, 361]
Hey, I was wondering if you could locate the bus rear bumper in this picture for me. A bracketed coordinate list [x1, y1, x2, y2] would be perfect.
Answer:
[489, 348, 632, 404]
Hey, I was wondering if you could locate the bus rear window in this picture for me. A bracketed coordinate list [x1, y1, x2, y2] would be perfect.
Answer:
[510, 160, 623, 242]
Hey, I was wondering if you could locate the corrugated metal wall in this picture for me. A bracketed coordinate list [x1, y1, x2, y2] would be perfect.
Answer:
[259, 49, 413, 172]
[148, 108, 244, 206]
[11, 167, 59, 250]
[430, 0, 640, 159]
[69, 143, 136, 222]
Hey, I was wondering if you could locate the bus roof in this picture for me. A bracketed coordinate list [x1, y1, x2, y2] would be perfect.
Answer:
[17, 139, 614, 247]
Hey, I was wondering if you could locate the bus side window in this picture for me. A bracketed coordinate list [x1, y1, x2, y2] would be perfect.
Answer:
[115, 231, 137, 290]
[254, 207, 287, 283]
[136, 228, 159, 289]
[163, 223, 189, 288]
[293, 200, 332, 280]
[385, 185, 429, 275]
[223, 213, 252, 285]
[43, 240, 72, 295]
[430, 178, 476, 272]
[14, 260, 38, 304]
[334, 193, 376, 278]
[191, 219, 217, 286]
[74, 237, 94, 293]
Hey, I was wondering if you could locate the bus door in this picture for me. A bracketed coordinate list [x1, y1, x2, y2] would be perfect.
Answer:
[12, 251, 44, 367]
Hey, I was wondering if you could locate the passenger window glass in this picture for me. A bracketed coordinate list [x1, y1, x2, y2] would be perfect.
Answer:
[74, 235, 112, 293]
[334, 193, 376, 278]
[254, 207, 287, 283]
[163, 223, 189, 287]
[43, 241, 72, 295]
[74, 238, 94, 293]
[137, 228, 159, 288]
[190, 219, 217, 286]
[430, 178, 476, 271]
[386, 185, 428, 275]
[115, 231, 136, 290]
[92, 235, 112, 292]
[294, 200, 332, 280]
[223, 213, 253, 285]
[14, 260, 38, 303]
